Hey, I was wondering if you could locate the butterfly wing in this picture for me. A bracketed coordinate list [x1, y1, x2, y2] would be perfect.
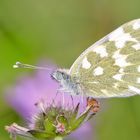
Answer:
[69, 19, 140, 98]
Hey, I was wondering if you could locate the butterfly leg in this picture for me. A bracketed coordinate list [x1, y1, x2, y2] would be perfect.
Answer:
[57, 87, 66, 92]
[80, 91, 84, 103]
[70, 95, 74, 109]
[56, 87, 66, 107]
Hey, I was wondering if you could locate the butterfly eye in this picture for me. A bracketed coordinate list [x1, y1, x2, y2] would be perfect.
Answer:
[61, 72, 65, 77]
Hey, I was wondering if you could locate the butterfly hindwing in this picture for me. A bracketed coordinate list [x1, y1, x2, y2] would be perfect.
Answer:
[69, 19, 140, 98]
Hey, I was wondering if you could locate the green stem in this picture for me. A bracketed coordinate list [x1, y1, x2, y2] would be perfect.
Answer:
[54, 136, 63, 140]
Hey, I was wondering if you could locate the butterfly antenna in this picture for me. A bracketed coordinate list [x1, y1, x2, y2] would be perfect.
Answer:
[13, 61, 51, 71]
[52, 90, 60, 106]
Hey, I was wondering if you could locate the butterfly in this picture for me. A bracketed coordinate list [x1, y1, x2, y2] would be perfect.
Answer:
[51, 19, 140, 98]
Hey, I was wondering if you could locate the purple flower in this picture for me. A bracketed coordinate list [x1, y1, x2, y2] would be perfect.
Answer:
[5, 62, 97, 140]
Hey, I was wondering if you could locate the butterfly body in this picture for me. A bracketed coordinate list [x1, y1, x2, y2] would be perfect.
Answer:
[51, 69, 82, 95]
[52, 19, 140, 98]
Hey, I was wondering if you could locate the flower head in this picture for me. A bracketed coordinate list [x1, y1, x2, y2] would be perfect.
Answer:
[5, 61, 99, 140]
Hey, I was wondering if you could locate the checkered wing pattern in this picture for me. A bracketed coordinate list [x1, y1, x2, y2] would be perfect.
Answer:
[69, 19, 140, 98]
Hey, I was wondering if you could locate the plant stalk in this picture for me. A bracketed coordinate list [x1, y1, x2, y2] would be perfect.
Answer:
[54, 136, 63, 140]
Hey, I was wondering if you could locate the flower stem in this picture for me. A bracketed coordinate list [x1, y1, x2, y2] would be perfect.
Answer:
[54, 136, 63, 140]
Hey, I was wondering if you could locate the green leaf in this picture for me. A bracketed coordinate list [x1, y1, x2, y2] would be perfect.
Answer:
[69, 103, 80, 125]
[57, 115, 69, 129]
[44, 118, 56, 134]
[70, 108, 90, 131]
[28, 130, 54, 139]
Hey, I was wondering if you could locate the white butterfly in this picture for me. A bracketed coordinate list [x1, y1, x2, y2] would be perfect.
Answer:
[51, 19, 140, 98]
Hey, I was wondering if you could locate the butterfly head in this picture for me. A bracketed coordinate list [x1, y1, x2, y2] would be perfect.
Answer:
[51, 69, 69, 83]
[51, 69, 81, 95]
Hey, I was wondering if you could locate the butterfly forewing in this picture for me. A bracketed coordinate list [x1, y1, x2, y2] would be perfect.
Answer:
[69, 19, 140, 98]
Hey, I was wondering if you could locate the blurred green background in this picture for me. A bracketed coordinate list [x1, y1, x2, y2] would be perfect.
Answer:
[1, 0, 140, 140]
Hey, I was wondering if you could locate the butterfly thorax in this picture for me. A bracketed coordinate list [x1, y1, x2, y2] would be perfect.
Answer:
[51, 69, 82, 95]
